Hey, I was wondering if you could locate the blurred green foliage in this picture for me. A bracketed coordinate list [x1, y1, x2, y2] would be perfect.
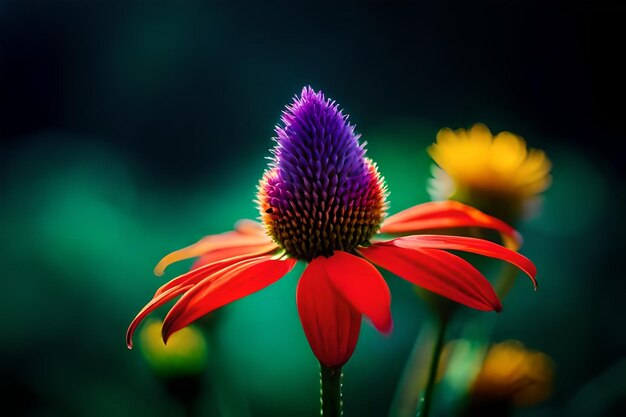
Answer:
[2, 124, 623, 417]
[1, 2, 622, 417]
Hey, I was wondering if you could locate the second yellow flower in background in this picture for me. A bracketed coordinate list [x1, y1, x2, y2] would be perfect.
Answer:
[428, 123, 552, 225]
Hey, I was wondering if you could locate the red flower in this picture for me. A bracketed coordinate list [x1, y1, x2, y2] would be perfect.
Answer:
[127, 88, 536, 368]
[127, 201, 535, 367]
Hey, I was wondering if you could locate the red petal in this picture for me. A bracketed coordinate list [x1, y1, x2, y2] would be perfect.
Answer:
[126, 285, 192, 349]
[388, 235, 537, 289]
[322, 251, 392, 333]
[162, 256, 296, 343]
[191, 242, 279, 269]
[154, 220, 274, 276]
[297, 259, 362, 367]
[154, 252, 267, 298]
[233, 219, 267, 235]
[128, 250, 274, 349]
[359, 244, 502, 311]
[380, 201, 521, 249]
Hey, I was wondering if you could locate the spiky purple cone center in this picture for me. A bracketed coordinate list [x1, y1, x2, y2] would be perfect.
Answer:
[258, 87, 387, 261]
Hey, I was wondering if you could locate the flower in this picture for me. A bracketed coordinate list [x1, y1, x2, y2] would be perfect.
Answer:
[427, 123, 551, 224]
[127, 87, 537, 368]
[470, 340, 554, 407]
[139, 318, 208, 377]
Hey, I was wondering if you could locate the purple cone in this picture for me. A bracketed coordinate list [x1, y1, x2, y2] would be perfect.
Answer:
[258, 87, 387, 260]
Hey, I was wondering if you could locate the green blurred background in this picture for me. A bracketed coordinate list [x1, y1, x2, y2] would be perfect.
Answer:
[1, 1, 623, 416]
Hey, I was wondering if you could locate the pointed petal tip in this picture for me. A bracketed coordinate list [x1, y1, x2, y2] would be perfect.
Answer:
[125, 327, 135, 350]
[154, 254, 177, 276]
[371, 317, 393, 335]
[161, 328, 170, 346]
[380, 318, 394, 336]
[492, 294, 503, 312]
[154, 257, 171, 276]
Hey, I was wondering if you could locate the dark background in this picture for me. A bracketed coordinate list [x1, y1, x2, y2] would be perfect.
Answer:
[1, 1, 624, 417]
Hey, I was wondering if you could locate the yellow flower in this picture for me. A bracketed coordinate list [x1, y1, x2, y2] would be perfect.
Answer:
[139, 318, 208, 377]
[428, 123, 551, 224]
[471, 340, 554, 407]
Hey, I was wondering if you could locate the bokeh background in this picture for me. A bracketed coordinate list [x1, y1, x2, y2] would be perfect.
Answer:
[1, 1, 623, 417]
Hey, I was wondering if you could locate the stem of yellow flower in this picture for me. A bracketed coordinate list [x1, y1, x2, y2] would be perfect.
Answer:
[320, 365, 343, 416]
[417, 316, 448, 417]
[387, 320, 438, 417]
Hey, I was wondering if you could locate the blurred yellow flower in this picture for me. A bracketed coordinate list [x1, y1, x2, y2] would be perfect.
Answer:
[139, 319, 208, 377]
[471, 340, 554, 407]
[428, 123, 551, 223]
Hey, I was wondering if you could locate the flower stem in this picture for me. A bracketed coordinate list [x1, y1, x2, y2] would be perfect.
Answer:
[388, 320, 438, 417]
[417, 317, 448, 417]
[320, 365, 343, 416]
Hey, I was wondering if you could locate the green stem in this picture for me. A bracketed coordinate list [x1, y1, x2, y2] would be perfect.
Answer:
[417, 317, 448, 417]
[388, 321, 438, 417]
[320, 365, 343, 417]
